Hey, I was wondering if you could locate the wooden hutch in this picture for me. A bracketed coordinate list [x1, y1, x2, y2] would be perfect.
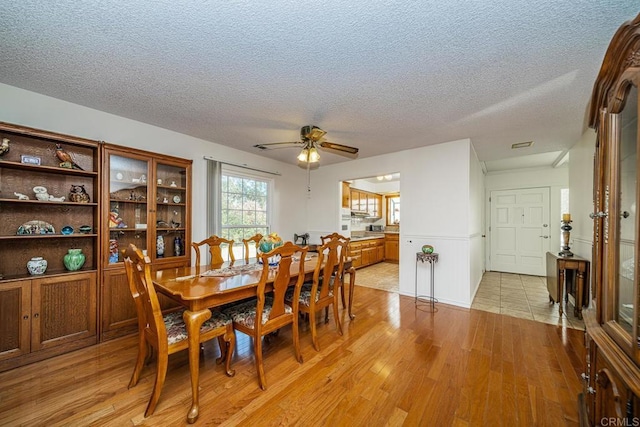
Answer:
[581, 13, 640, 425]
[0, 123, 192, 371]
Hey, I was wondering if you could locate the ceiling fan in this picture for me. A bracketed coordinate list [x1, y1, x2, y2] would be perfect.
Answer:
[253, 125, 359, 167]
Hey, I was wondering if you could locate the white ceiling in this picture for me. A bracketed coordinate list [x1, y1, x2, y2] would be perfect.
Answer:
[0, 1, 637, 171]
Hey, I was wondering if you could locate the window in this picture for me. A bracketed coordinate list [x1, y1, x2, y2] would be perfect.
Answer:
[386, 193, 400, 225]
[220, 171, 271, 260]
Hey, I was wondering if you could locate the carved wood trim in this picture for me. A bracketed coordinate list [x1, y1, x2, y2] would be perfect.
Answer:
[589, 14, 640, 129]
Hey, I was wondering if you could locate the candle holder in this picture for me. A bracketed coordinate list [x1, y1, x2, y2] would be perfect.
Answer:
[559, 219, 573, 257]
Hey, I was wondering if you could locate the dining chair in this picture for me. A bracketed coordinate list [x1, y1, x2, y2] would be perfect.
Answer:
[319, 233, 351, 310]
[287, 237, 346, 351]
[124, 244, 235, 417]
[192, 235, 235, 267]
[222, 241, 307, 390]
[242, 233, 263, 262]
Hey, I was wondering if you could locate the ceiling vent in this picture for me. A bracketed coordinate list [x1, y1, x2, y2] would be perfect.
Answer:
[511, 141, 534, 149]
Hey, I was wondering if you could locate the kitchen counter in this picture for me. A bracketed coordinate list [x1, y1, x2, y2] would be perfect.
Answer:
[350, 234, 385, 242]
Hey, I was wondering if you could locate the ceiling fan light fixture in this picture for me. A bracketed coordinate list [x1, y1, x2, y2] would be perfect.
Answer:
[306, 126, 327, 141]
[384, 174, 393, 180]
[297, 148, 309, 162]
[376, 176, 384, 181]
[308, 147, 320, 163]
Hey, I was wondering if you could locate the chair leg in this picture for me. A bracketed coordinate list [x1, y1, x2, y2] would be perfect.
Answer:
[292, 312, 303, 364]
[310, 308, 320, 352]
[144, 351, 169, 417]
[223, 326, 236, 377]
[128, 335, 149, 388]
[255, 335, 267, 390]
[324, 306, 330, 323]
[333, 298, 343, 336]
[340, 283, 347, 309]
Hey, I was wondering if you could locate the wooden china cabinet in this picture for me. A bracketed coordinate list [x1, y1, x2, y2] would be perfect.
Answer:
[0, 122, 99, 372]
[581, 14, 640, 425]
[100, 144, 192, 340]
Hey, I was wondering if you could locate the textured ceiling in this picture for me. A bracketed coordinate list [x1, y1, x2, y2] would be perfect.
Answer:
[0, 1, 637, 170]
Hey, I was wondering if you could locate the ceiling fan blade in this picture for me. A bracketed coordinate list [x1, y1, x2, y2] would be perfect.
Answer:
[253, 141, 304, 150]
[319, 141, 359, 156]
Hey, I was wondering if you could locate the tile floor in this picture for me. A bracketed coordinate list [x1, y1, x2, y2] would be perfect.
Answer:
[471, 271, 585, 330]
[354, 262, 399, 292]
[354, 263, 585, 330]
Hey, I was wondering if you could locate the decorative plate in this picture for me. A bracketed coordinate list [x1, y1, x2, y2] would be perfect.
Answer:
[172, 195, 181, 203]
[17, 220, 55, 235]
[61, 225, 74, 235]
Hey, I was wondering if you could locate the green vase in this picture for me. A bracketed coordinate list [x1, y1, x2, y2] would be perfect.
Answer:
[64, 248, 86, 271]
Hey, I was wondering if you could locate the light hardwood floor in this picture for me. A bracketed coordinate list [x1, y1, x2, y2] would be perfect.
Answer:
[0, 284, 584, 426]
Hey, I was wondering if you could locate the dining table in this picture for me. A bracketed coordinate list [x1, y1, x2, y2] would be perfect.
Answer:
[152, 255, 355, 423]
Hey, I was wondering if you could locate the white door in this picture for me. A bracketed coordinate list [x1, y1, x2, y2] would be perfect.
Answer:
[490, 187, 550, 276]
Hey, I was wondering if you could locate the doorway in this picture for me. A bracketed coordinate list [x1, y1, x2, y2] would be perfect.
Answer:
[489, 187, 550, 276]
[343, 174, 400, 291]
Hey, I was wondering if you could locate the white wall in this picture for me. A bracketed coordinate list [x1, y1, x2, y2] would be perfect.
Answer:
[469, 144, 485, 300]
[484, 165, 569, 272]
[569, 129, 597, 260]
[1, 83, 486, 308]
[0, 83, 309, 256]
[308, 139, 477, 308]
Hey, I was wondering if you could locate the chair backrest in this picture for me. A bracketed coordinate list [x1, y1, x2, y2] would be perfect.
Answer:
[255, 241, 308, 327]
[312, 237, 348, 299]
[320, 232, 350, 259]
[192, 235, 235, 267]
[242, 233, 263, 262]
[320, 232, 348, 244]
[124, 243, 168, 348]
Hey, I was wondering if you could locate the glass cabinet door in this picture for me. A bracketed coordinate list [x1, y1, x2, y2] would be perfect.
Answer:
[615, 84, 638, 335]
[107, 154, 149, 264]
[154, 161, 187, 260]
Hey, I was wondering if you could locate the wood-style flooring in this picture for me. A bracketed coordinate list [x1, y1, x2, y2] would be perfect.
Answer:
[0, 284, 585, 426]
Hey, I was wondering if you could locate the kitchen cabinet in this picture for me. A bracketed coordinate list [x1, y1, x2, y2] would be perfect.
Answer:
[385, 233, 399, 262]
[341, 181, 350, 208]
[101, 144, 191, 340]
[580, 13, 640, 425]
[349, 238, 384, 269]
[0, 122, 100, 371]
[349, 188, 382, 218]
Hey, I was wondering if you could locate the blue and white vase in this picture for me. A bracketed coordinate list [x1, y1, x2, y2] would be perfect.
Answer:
[157, 235, 165, 258]
[27, 257, 47, 275]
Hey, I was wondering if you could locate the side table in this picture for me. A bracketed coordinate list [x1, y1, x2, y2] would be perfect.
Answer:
[415, 252, 439, 310]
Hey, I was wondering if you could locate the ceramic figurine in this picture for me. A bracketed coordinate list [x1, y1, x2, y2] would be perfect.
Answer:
[109, 239, 119, 263]
[68, 184, 90, 203]
[0, 138, 9, 156]
[48, 195, 66, 202]
[14, 192, 29, 200]
[55, 143, 84, 170]
[33, 186, 50, 201]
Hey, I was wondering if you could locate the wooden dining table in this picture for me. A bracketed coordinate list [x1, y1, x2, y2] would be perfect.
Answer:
[152, 256, 355, 423]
